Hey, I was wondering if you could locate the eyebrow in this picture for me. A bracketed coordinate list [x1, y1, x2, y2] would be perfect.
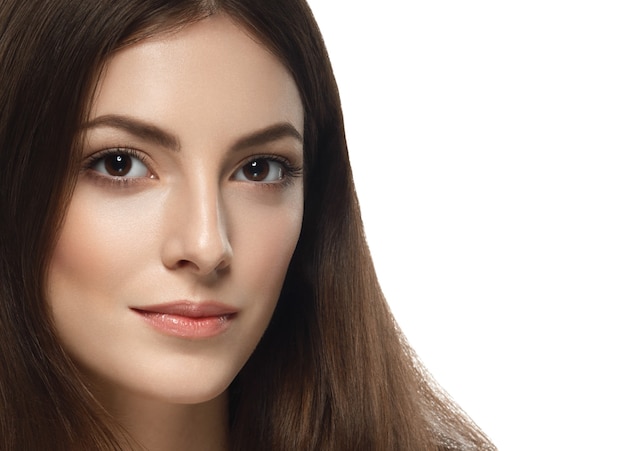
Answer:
[231, 122, 303, 152]
[81, 114, 181, 151]
[81, 114, 303, 153]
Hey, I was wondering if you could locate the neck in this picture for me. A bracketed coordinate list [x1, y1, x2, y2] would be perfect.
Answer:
[103, 390, 229, 451]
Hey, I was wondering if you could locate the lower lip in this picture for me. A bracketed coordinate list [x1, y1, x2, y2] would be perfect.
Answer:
[133, 310, 235, 339]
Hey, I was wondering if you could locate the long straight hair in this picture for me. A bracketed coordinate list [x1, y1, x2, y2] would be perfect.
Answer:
[0, 0, 495, 449]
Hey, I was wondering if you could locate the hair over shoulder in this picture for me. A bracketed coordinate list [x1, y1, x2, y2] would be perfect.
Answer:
[0, 0, 495, 449]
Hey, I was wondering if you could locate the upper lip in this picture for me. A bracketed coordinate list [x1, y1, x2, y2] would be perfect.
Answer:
[131, 301, 239, 318]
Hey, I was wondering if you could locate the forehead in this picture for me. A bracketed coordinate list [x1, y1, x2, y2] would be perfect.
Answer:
[89, 14, 303, 146]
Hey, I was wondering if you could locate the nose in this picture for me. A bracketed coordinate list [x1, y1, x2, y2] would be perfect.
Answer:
[161, 182, 233, 277]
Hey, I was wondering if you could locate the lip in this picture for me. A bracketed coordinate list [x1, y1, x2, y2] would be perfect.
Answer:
[131, 301, 238, 339]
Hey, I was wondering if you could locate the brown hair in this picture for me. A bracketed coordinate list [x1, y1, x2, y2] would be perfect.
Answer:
[0, 0, 495, 449]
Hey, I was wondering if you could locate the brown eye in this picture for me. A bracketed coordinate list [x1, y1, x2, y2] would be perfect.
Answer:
[104, 154, 132, 176]
[89, 150, 150, 179]
[235, 158, 285, 183]
[242, 159, 270, 181]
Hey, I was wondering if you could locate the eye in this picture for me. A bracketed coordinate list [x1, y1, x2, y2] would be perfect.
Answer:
[234, 158, 285, 183]
[89, 150, 151, 178]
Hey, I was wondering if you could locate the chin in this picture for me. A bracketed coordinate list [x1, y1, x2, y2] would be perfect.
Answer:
[75, 354, 238, 409]
[156, 387, 229, 406]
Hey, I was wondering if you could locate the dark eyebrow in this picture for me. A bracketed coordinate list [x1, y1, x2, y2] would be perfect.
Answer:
[81, 115, 302, 152]
[230, 122, 303, 152]
[81, 114, 181, 151]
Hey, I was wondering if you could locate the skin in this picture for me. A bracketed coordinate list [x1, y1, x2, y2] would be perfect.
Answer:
[47, 14, 304, 451]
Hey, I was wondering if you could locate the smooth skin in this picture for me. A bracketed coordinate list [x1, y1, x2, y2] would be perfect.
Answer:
[47, 14, 304, 451]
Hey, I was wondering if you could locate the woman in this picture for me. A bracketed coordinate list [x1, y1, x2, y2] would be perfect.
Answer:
[0, 0, 495, 449]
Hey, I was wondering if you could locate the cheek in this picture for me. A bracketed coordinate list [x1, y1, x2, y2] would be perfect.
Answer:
[47, 188, 159, 307]
[228, 189, 303, 298]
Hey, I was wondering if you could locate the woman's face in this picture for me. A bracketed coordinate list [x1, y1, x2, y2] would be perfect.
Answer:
[47, 15, 304, 405]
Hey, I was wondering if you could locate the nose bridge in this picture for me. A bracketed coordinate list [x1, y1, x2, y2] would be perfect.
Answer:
[162, 172, 232, 274]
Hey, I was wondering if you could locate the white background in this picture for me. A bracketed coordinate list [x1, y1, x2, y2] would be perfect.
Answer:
[307, 1, 626, 450]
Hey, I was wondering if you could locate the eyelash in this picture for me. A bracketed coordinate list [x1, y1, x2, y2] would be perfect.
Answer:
[235, 154, 303, 189]
[81, 148, 303, 189]
[82, 147, 151, 188]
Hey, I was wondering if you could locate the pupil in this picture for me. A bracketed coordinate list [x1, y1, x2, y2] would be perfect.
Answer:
[244, 160, 269, 181]
[105, 154, 130, 176]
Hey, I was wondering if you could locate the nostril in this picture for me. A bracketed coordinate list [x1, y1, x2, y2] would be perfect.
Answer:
[174, 259, 198, 271]
[159, 198, 233, 275]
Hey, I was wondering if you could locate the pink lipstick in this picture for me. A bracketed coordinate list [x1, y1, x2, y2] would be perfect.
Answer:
[131, 301, 237, 339]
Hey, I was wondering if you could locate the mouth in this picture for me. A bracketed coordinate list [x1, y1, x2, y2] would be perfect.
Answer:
[131, 301, 238, 339]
